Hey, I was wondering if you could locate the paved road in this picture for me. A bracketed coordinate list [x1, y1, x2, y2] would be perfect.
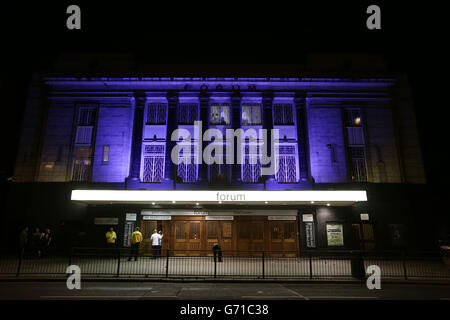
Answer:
[0, 281, 449, 300]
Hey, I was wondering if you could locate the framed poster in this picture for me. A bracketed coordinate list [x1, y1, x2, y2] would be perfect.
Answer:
[305, 222, 316, 248]
[326, 223, 344, 246]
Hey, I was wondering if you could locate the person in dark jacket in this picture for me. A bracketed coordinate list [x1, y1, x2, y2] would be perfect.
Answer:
[18, 227, 29, 258]
[212, 243, 222, 262]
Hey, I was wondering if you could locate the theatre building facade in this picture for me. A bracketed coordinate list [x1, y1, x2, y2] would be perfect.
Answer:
[8, 76, 427, 255]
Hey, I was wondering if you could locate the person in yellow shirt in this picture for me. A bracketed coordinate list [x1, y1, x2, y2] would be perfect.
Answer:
[105, 227, 117, 248]
[128, 227, 143, 261]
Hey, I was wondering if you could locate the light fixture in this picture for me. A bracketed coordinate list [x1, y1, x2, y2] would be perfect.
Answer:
[310, 201, 314, 204]
[264, 201, 268, 204]
[219, 201, 222, 204]
[196, 203, 199, 206]
[172, 201, 176, 204]
[327, 203, 330, 206]
[152, 202, 155, 205]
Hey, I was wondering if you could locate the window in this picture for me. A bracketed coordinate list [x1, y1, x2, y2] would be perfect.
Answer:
[177, 103, 198, 124]
[141, 144, 165, 183]
[209, 163, 229, 184]
[102, 145, 110, 163]
[241, 103, 262, 125]
[72, 106, 97, 182]
[349, 146, 367, 182]
[77, 108, 96, 126]
[189, 223, 201, 240]
[345, 108, 367, 182]
[142, 156, 165, 182]
[207, 222, 218, 240]
[273, 104, 294, 125]
[346, 109, 362, 126]
[275, 145, 298, 183]
[147, 103, 167, 124]
[242, 145, 261, 183]
[221, 222, 232, 239]
[72, 146, 92, 182]
[210, 103, 230, 125]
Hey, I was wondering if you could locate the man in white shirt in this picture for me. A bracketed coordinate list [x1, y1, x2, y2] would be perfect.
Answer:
[150, 229, 163, 258]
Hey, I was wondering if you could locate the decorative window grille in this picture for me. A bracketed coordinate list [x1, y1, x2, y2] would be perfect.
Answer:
[177, 103, 198, 124]
[349, 146, 367, 182]
[142, 156, 165, 182]
[242, 144, 261, 183]
[147, 103, 167, 124]
[75, 126, 93, 144]
[241, 103, 262, 125]
[177, 145, 198, 183]
[72, 106, 97, 182]
[209, 162, 229, 184]
[72, 146, 92, 182]
[345, 108, 367, 182]
[142, 144, 165, 183]
[210, 103, 230, 125]
[275, 145, 298, 183]
[347, 127, 365, 145]
[273, 104, 294, 125]
[77, 108, 96, 126]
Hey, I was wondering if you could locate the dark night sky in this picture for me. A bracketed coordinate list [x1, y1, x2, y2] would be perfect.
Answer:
[1, 2, 449, 190]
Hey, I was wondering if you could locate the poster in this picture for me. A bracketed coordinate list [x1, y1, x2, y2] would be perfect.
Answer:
[327, 224, 344, 246]
[305, 222, 316, 248]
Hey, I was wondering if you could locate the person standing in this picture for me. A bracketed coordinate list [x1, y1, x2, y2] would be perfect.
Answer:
[212, 243, 222, 262]
[158, 230, 163, 256]
[105, 227, 117, 248]
[31, 228, 41, 258]
[42, 228, 52, 257]
[128, 227, 143, 261]
[18, 227, 28, 258]
[150, 229, 163, 258]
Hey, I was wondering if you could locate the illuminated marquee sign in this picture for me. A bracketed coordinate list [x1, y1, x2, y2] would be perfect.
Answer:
[71, 190, 367, 203]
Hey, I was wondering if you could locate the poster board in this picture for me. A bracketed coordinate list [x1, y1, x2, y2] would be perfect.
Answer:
[326, 223, 344, 246]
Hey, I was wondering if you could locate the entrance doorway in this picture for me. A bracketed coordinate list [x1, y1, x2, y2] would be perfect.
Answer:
[206, 220, 234, 255]
[140, 220, 162, 254]
[352, 222, 375, 251]
[173, 220, 203, 255]
[268, 221, 298, 256]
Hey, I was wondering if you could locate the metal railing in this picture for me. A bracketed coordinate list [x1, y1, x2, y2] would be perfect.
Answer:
[1, 248, 449, 280]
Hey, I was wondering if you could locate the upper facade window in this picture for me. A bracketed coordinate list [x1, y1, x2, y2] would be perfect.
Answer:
[275, 144, 298, 183]
[344, 108, 367, 182]
[141, 144, 165, 183]
[177, 103, 199, 124]
[209, 103, 230, 125]
[273, 103, 294, 125]
[72, 105, 97, 182]
[77, 108, 96, 126]
[146, 103, 167, 124]
[241, 103, 262, 125]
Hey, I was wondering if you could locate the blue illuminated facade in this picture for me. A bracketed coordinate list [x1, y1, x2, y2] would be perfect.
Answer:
[8, 76, 429, 253]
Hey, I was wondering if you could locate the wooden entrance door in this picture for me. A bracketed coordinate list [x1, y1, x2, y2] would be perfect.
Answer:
[173, 220, 203, 256]
[140, 220, 157, 254]
[269, 221, 298, 256]
[352, 223, 375, 251]
[206, 220, 234, 256]
[237, 219, 265, 255]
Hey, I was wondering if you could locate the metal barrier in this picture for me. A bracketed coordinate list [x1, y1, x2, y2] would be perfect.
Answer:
[1, 248, 449, 280]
